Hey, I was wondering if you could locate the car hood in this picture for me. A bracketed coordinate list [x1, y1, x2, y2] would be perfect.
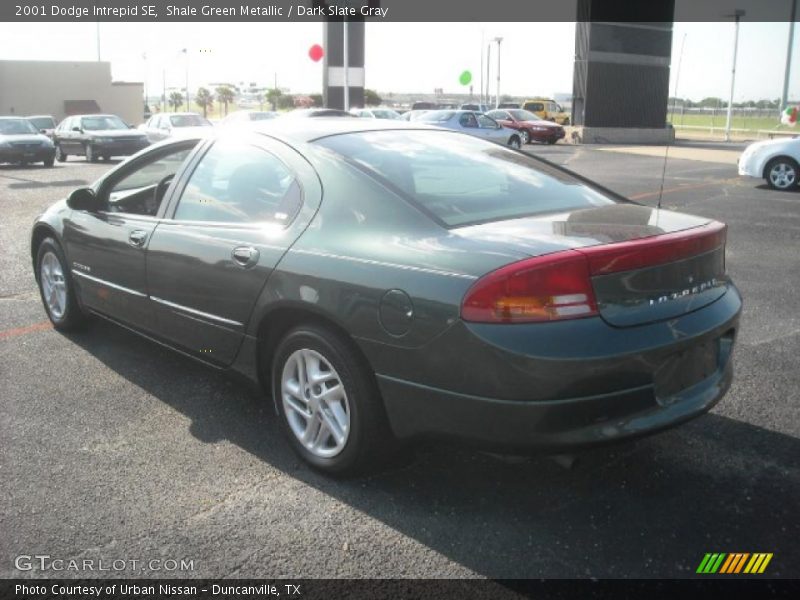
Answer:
[451, 204, 712, 257]
[87, 129, 146, 138]
[2, 133, 51, 144]
[742, 136, 799, 154]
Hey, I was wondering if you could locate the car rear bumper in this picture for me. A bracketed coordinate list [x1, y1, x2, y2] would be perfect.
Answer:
[0, 147, 55, 163]
[374, 285, 741, 451]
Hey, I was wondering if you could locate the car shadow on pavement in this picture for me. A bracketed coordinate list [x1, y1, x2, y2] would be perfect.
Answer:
[63, 318, 800, 578]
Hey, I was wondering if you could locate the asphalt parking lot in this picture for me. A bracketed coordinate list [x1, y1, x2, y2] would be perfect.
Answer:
[1, 141, 798, 579]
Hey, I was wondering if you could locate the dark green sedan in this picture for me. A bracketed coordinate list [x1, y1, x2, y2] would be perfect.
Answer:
[30, 119, 741, 475]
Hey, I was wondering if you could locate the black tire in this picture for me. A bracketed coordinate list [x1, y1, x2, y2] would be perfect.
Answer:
[519, 129, 530, 145]
[43, 157, 55, 168]
[102, 155, 110, 162]
[85, 144, 98, 163]
[271, 325, 397, 476]
[764, 157, 798, 191]
[508, 135, 522, 150]
[547, 137, 558, 145]
[55, 145, 67, 162]
[35, 237, 87, 331]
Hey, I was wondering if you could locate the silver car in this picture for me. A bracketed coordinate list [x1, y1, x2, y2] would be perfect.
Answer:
[417, 110, 522, 149]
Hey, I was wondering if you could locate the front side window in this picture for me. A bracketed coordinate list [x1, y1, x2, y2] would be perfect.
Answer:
[170, 114, 209, 128]
[174, 142, 302, 225]
[317, 131, 615, 228]
[477, 115, 499, 129]
[105, 145, 196, 216]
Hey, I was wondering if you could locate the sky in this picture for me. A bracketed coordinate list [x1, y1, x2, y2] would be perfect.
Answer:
[0, 21, 797, 102]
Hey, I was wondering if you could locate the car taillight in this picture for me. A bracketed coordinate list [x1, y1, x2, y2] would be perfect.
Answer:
[461, 250, 598, 323]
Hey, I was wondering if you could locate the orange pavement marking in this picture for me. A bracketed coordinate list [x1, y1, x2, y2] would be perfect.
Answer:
[0, 321, 53, 340]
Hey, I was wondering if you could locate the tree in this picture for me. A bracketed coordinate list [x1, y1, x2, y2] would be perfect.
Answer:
[310, 93, 323, 107]
[277, 94, 295, 110]
[364, 89, 382, 106]
[168, 91, 184, 112]
[195, 87, 214, 118]
[266, 88, 282, 111]
[215, 85, 235, 116]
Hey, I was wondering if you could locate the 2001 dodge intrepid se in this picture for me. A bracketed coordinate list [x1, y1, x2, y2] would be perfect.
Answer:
[31, 119, 741, 475]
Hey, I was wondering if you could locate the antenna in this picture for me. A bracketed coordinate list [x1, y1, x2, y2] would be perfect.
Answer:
[658, 32, 687, 210]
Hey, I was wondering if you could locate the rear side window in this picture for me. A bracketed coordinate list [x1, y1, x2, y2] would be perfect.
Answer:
[316, 131, 615, 228]
[174, 141, 302, 225]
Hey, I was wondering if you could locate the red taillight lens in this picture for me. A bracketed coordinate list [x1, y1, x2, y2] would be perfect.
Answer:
[461, 250, 598, 323]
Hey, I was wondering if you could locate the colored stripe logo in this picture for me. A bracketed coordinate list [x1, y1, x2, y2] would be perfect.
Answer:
[697, 553, 773, 574]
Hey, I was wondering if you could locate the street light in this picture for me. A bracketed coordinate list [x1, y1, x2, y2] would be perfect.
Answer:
[181, 48, 190, 112]
[780, 0, 797, 113]
[724, 9, 745, 142]
[493, 36, 503, 109]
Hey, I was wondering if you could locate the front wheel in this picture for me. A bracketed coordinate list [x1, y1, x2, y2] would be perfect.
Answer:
[85, 144, 98, 163]
[43, 156, 55, 168]
[519, 130, 530, 145]
[765, 157, 798, 191]
[508, 135, 522, 150]
[271, 325, 397, 476]
[36, 237, 87, 331]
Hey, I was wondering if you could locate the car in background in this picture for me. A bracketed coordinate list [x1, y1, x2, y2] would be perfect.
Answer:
[497, 102, 520, 109]
[0, 116, 56, 167]
[738, 136, 800, 191]
[53, 114, 149, 163]
[139, 112, 213, 143]
[218, 110, 279, 127]
[411, 101, 438, 111]
[350, 107, 402, 120]
[418, 110, 522, 148]
[283, 108, 355, 118]
[522, 98, 571, 125]
[31, 119, 741, 475]
[460, 103, 491, 112]
[399, 110, 430, 122]
[27, 115, 57, 140]
[486, 109, 565, 145]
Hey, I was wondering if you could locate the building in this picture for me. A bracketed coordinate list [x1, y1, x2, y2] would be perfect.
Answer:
[0, 60, 144, 125]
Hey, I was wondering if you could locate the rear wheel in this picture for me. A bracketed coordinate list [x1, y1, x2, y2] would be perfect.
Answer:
[85, 144, 98, 163]
[765, 157, 798, 191]
[43, 157, 55, 168]
[508, 135, 522, 150]
[271, 325, 397, 476]
[547, 137, 558, 145]
[36, 237, 87, 331]
[55, 145, 67, 162]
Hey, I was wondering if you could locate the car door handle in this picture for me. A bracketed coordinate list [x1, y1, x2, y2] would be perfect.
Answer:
[128, 230, 148, 247]
[232, 246, 259, 268]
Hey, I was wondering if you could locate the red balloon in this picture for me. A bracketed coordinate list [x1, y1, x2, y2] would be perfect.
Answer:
[309, 44, 324, 62]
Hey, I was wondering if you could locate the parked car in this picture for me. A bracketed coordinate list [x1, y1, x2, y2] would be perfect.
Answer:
[30, 120, 742, 475]
[738, 136, 800, 191]
[418, 110, 522, 148]
[486, 109, 566, 145]
[282, 108, 355, 118]
[0, 116, 56, 166]
[53, 114, 149, 162]
[411, 101, 438, 110]
[399, 110, 430, 122]
[350, 107, 402, 120]
[218, 110, 279, 127]
[497, 102, 521, 109]
[139, 112, 213, 143]
[522, 98, 571, 125]
[26, 115, 57, 140]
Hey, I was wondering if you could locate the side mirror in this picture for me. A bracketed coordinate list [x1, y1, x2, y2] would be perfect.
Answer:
[40, 129, 47, 134]
[71, 126, 81, 132]
[67, 187, 103, 212]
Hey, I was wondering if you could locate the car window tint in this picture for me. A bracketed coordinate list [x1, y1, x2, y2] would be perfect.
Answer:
[317, 131, 615, 228]
[174, 142, 302, 225]
[477, 115, 498, 128]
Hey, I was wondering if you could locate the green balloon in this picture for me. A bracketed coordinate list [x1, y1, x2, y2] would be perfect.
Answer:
[459, 70, 472, 86]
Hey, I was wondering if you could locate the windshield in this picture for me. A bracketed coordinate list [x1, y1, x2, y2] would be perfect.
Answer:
[508, 110, 541, 121]
[170, 114, 210, 127]
[82, 115, 128, 131]
[372, 110, 401, 120]
[316, 130, 615, 228]
[27, 117, 56, 130]
[418, 111, 455, 123]
[0, 119, 39, 135]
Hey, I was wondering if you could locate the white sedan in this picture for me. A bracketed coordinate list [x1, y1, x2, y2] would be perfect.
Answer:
[738, 136, 800, 191]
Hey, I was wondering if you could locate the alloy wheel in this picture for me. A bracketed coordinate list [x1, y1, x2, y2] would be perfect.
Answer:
[40, 251, 67, 320]
[769, 162, 797, 190]
[281, 348, 351, 458]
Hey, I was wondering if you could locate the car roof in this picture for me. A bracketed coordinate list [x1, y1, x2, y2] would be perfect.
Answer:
[0, 116, 31, 120]
[247, 117, 437, 143]
[26, 115, 54, 119]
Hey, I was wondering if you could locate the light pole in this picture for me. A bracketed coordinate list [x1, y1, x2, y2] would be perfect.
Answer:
[724, 9, 745, 142]
[96, 23, 101, 61]
[493, 36, 503, 109]
[485, 43, 491, 106]
[181, 48, 190, 112]
[781, 0, 797, 113]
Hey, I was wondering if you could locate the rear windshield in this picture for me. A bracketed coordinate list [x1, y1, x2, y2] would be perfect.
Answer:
[0, 119, 38, 135]
[27, 117, 56, 130]
[170, 114, 210, 127]
[316, 130, 615, 228]
[82, 115, 127, 130]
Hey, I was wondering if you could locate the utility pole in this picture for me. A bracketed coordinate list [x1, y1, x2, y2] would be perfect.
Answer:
[96, 23, 101, 61]
[343, 20, 350, 111]
[480, 29, 485, 107]
[724, 9, 745, 142]
[494, 36, 503, 109]
[182, 48, 189, 112]
[781, 0, 797, 112]
[485, 43, 491, 107]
